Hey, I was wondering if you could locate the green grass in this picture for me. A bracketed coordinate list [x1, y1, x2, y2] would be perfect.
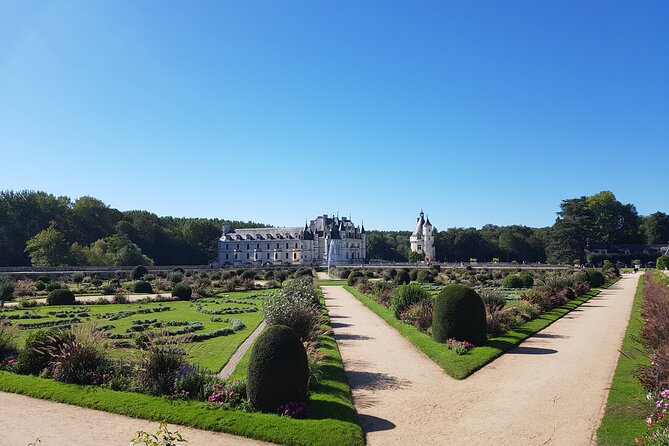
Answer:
[0, 288, 363, 446]
[318, 280, 348, 287]
[597, 275, 651, 445]
[344, 277, 621, 379]
[6, 289, 275, 372]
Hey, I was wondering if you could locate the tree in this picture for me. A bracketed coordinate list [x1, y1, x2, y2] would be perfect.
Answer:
[644, 212, 669, 244]
[546, 219, 586, 264]
[24, 223, 70, 266]
[0, 279, 15, 308]
[86, 233, 154, 266]
[69, 196, 122, 245]
[408, 251, 425, 262]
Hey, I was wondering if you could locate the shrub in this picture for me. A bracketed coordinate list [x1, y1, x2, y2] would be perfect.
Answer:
[417, 270, 436, 283]
[0, 280, 15, 307]
[478, 288, 506, 310]
[518, 271, 534, 288]
[263, 295, 320, 342]
[131, 265, 149, 280]
[586, 270, 605, 288]
[394, 270, 410, 285]
[507, 300, 540, 323]
[657, 256, 669, 271]
[338, 269, 352, 279]
[133, 280, 153, 293]
[46, 288, 76, 305]
[399, 300, 433, 332]
[168, 272, 184, 284]
[432, 284, 487, 346]
[409, 270, 418, 282]
[173, 365, 215, 400]
[281, 276, 318, 306]
[240, 270, 256, 281]
[171, 283, 192, 301]
[0, 323, 18, 359]
[34, 280, 46, 291]
[14, 328, 71, 375]
[502, 274, 524, 289]
[391, 283, 429, 319]
[45, 282, 64, 292]
[486, 306, 515, 336]
[247, 325, 308, 413]
[137, 345, 186, 396]
[41, 324, 108, 384]
[521, 289, 568, 312]
[347, 271, 364, 286]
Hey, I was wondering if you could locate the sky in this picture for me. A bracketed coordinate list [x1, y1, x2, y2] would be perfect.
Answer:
[1, 1, 667, 231]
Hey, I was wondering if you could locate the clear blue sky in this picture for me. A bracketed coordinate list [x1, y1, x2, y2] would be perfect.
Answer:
[1, 1, 667, 231]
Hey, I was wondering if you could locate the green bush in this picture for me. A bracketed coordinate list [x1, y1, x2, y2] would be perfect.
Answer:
[432, 284, 487, 346]
[586, 270, 605, 288]
[137, 346, 186, 396]
[0, 280, 15, 306]
[133, 280, 153, 293]
[409, 270, 418, 282]
[338, 269, 352, 279]
[14, 328, 71, 375]
[656, 256, 669, 271]
[130, 265, 148, 280]
[394, 270, 410, 285]
[417, 270, 435, 283]
[347, 271, 364, 286]
[247, 325, 308, 412]
[502, 274, 524, 288]
[241, 270, 257, 280]
[46, 288, 75, 305]
[45, 282, 64, 292]
[171, 283, 192, 300]
[391, 283, 429, 319]
[34, 280, 46, 291]
[518, 271, 534, 287]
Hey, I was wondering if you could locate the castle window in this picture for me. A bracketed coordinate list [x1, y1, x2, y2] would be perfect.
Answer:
[276, 243, 279, 249]
[257, 244, 259, 249]
[293, 253, 297, 259]
[286, 243, 289, 249]
[285, 253, 289, 259]
[226, 253, 228, 259]
[236, 244, 239, 250]
[346, 252, 349, 259]
[267, 243, 270, 249]
[247, 244, 249, 249]
[267, 253, 270, 259]
[255, 253, 258, 260]
[295, 242, 298, 249]
[418, 245, 421, 250]
[246, 253, 249, 259]
[235, 253, 238, 259]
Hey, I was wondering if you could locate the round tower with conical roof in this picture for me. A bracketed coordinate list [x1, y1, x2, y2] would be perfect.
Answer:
[409, 210, 436, 262]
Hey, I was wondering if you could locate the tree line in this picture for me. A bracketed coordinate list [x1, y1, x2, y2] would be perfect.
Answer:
[0, 190, 265, 267]
[366, 191, 669, 264]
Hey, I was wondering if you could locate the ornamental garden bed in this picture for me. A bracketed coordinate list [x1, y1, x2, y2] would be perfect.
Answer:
[343, 269, 621, 379]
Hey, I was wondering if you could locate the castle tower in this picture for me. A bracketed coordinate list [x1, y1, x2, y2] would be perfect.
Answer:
[409, 210, 436, 262]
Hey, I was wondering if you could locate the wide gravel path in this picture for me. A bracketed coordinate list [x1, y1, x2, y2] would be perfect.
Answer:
[0, 392, 272, 446]
[322, 273, 640, 446]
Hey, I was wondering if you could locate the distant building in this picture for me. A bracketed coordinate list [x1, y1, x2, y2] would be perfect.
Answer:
[587, 244, 669, 257]
[409, 210, 436, 262]
[218, 215, 366, 266]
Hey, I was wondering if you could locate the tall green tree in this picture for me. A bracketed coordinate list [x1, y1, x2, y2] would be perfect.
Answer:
[24, 223, 71, 266]
[643, 212, 669, 244]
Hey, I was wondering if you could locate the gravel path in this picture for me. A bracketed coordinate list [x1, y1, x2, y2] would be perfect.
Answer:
[0, 392, 273, 446]
[322, 274, 640, 446]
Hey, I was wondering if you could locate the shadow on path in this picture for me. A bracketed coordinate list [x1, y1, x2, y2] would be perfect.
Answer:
[358, 414, 396, 433]
[346, 370, 411, 391]
[508, 346, 558, 355]
[336, 333, 375, 341]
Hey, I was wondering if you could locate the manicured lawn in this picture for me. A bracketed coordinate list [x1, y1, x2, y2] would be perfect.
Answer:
[344, 277, 620, 379]
[4, 289, 275, 372]
[0, 287, 363, 446]
[318, 280, 348, 287]
[596, 275, 651, 445]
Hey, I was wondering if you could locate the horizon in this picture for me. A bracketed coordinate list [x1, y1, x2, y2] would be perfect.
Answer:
[1, 1, 667, 231]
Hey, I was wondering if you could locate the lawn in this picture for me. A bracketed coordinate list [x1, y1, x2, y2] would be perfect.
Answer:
[3, 289, 275, 372]
[344, 277, 620, 379]
[596, 275, 651, 445]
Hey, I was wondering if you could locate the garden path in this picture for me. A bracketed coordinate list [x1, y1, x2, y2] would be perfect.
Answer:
[0, 391, 273, 446]
[218, 320, 267, 379]
[322, 273, 641, 446]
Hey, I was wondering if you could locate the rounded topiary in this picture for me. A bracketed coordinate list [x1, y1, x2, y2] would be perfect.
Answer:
[518, 271, 534, 288]
[657, 256, 669, 271]
[409, 269, 419, 281]
[432, 284, 487, 346]
[172, 283, 192, 300]
[133, 280, 153, 293]
[587, 270, 605, 288]
[130, 265, 148, 280]
[46, 288, 75, 305]
[417, 270, 435, 283]
[347, 271, 363, 286]
[394, 270, 410, 285]
[45, 282, 64, 292]
[247, 325, 308, 412]
[502, 274, 524, 288]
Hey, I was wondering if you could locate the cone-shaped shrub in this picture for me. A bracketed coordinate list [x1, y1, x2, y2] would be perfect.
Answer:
[432, 284, 487, 346]
[247, 325, 308, 412]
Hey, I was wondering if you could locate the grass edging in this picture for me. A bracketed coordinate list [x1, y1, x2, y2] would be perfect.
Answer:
[344, 276, 621, 379]
[0, 296, 363, 446]
[596, 275, 650, 445]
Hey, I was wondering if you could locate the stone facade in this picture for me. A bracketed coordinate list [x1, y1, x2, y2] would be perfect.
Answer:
[218, 215, 366, 266]
[409, 210, 436, 262]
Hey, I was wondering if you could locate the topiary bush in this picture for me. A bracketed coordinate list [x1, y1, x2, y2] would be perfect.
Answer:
[347, 271, 364, 286]
[502, 274, 524, 289]
[247, 325, 308, 413]
[518, 271, 534, 288]
[130, 265, 148, 280]
[657, 256, 669, 271]
[432, 284, 487, 346]
[394, 270, 410, 285]
[45, 282, 64, 292]
[391, 283, 429, 319]
[417, 269, 436, 283]
[586, 270, 605, 288]
[172, 283, 192, 300]
[133, 280, 153, 293]
[409, 270, 419, 282]
[46, 288, 75, 305]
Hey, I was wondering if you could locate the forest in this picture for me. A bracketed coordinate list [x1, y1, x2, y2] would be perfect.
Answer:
[1, 190, 668, 267]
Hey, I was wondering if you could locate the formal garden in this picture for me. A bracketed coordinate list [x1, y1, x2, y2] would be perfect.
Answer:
[0, 268, 363, 446]
[335, 263, 621, 378]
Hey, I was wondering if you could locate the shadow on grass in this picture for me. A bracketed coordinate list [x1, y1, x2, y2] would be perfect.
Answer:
[308, 398, 358, 422]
